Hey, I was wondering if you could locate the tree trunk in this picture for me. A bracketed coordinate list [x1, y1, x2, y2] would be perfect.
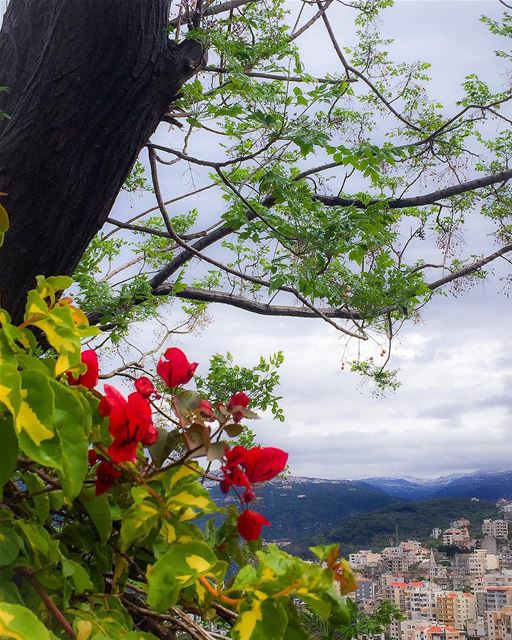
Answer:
[0, 0, 203, 321]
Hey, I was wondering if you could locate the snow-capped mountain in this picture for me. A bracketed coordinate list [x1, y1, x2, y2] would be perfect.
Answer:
[362, 470, 512, 500]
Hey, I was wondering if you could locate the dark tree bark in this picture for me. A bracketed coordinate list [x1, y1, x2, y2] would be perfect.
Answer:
[0, 0, 203, 321]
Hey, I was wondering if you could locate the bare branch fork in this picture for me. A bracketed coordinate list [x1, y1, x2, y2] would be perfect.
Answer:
[147, 148, 367, 340]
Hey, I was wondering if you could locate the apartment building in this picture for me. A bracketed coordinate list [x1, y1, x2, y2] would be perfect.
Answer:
[410, 587, 440, 621]
[401, 621, 465, 640]
[443, 529, 470, 547]
[482, 520, 509, 540]
[349, 550, 382, 569]
[355, 577, 376, 603]
[469, 551, 500, 576]
[435, 592, 476, 630]
[476, 587, 512, 617]
[485, 571, 512, 587]
[486, 605, 512, 640]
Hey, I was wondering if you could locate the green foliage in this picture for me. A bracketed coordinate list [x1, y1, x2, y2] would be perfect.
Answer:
[300, 600, 403, 640]
[123, 160, 153, 194]
[64, 0, 512, 391]
[195, 351, 285, 422]
[0, 282, 361, 639]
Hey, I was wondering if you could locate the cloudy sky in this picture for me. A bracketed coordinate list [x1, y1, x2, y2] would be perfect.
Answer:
[124, 1, 512, 481]
[130, 0, 509, 481]
[4, 1, 510, 480]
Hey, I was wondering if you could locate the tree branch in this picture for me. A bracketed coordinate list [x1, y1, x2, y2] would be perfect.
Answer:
[427, 243, 512, 291]
[146, 165, 512, 294]
[166, 243, 512, 316]
[149, 137, 277, 169]
[169, 0, 258, 27]
[19, 570, 76, 639]
[316, 0, 422, 131]
[171, 285, 361, 318]
[203, 65, 355, 85]
[289, 0, 335, 42]
[314, 167, 512, 210]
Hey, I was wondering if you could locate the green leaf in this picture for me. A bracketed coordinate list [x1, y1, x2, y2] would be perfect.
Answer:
[16, 521, 61, 569]
[0, 602, 59, 639]
[92, 634, 158, 640]
[161, 465, 218, 522]
[61, 557, 94, 593]
[0, 363, 22, 418]
[48, 379, 89, 501]
[22, 472, 50, 523]
[0, 416, 18, 491]
[80, 487, 112, 544]
[147, 541, 219, 612]
[0, 578, 23, 606]
[149, 427, 182, 468]
[120, 500, 160, 552]
[24, 285, 97, 376]
[233, 597, 288, 640]
[0, 528, 21, 566]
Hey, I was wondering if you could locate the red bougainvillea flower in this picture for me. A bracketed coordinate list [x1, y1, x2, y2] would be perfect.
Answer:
[220, 445, 288, 506]
[66, 349, 99, 389]
[224, 445, 248, 469]
[237, 509, 270, 541]
[99, 384, 158, 463]
[134, 376, 158, 399]
[88, 449, 101, 466]
[95, 460, 121, 496]
[224, 446, 288, 483]
[87, 450, 121, 495]
[242, 487, 256, 504]
[198, 399, 215, 421]
[157, 347, 198, 388]
[242, 447, 288, 483]
[99, 385, 128, 429]
[227, 391, 250, 422]
[127, 392, 158, 447]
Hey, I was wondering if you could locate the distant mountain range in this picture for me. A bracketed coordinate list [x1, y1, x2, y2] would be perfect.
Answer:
[362, 471, 512, 501]
[210, 470, 512, 549]
[210, 476, 396, 539]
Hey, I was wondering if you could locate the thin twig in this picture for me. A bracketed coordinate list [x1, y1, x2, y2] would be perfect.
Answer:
[20, 571, 76, 639]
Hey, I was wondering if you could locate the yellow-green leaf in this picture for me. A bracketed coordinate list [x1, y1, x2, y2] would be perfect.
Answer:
[0, 602, 59, 640]
[147, 541, 218, 612]
[0, 529, 21, 566]
[16, 370, 54, 446]
[0, 363, 21, 417]
[119, 500, 160, 552]
[233, 598, 288, 640]
[0, 203, 9, 248]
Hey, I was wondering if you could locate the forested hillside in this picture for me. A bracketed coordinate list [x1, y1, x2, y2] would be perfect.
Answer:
[307, 498, 498, 555]
[210, 476, 398, 538]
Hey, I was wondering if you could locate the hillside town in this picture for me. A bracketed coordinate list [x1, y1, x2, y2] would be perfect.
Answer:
[346, 500, 512, 640]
